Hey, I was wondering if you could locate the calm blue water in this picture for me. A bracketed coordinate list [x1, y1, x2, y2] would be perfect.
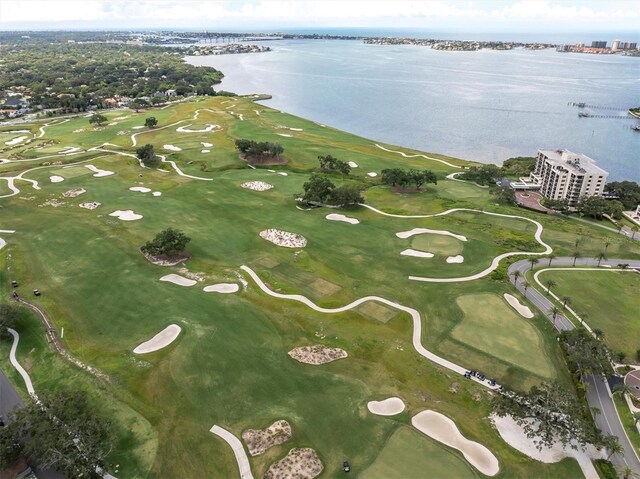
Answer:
[187, 40, 640, 181]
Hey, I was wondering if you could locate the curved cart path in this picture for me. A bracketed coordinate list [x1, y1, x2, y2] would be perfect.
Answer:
[210, 425, 254, 479]
[374, 143, 463, 169]
[241, 265, 498, 390]
[7, 328, 36, 397]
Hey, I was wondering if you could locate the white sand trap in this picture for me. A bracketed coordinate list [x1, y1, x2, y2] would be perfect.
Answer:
[268, 169, 276, 173]
[63, 188, 85, 198]
[503, 293, 534, 318]
[109, 209, 143, 221]
[79, 202, 100, 209]
[160, 274, 197, 287]
[129, 186, 151, 193]
[201, 142, 213, 147]
[85, 165, 114, 177]
[278, 172, 288, 176]
[367, 172, 378, 177]
[491, 415, 601, 479]
[0, 238, 6, 250]
[176, 124, 219, 133]
[348, 161, 358, 168]
[326, 213, 359, 225]
[203, 283, 239, 293]
[201, 149, 210, 153]
[163, 144, 182, 151]
[401, 249, 434, 258]
[260, 229, 307, 248]
[412, 410, 499, 476]
[132, 125, 144, 129]
[288, 345, 347, 365]
[276, 133, 292, 137]
[241, 181, 273, 191]
[367, 397, 406, 416]
[290, 127, 303, 131]
[49, 175, 64, 183]
[152, 191, 162, 197]
[5, 136, 28, 146]
[396, 227, 467, 242]
[133, 324, 181, 354]
[447, 255, 465, 264]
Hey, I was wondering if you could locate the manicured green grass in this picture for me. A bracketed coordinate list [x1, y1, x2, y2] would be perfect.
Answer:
[411, 234, 464, 256]
[538, 269, 640, 359]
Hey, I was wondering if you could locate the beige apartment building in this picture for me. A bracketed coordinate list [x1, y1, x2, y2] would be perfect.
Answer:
[531, 149, 608, 206]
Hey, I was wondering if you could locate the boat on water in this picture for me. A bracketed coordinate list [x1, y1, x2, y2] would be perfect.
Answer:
[632, 125, 640, 132]
[578, 112, 591, 117]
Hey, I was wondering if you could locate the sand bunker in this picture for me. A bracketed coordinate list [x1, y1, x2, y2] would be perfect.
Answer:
[289, 127, 303, 131]
[160, 274, 196, 287]
[63, 188, 86, 198]
[85, 165, 114, 177]
[288, 345, 347, 365]
[133, 324, 181, 354]
[401, 249, 434, 258]
[264, 448, 323, 479]
[5, 136, 28, 146]
[396, 228, 467, 242]
[79, 202, 100, 209]
[203, 283, 239, 293]
[447, 255, 465, 264]
[49, 175, 64, 183]
[242, 420, 292, 456]
[326, 213, 359, 224]
[367, 172, 378, 177]
[278, 172, 288, 176]
[109, 210, 143, 221]
[132, 125, 144, 129]
[276, 133, 292, 137]
[241, 181, 274, 191]
[412, 410, 499, 476]
[201, 142, 213, 147]
[260, 229, 307, 248]
[367, 397, 406, 416]
[503, 294, 534, 318]
[348, 161, 358, 168]
[201, 149, 210, 153]
[163, 144, 182, 151]
[129, 186, 151, 193]
[152, 192, 162, 197]
[176, 124, 219, 133]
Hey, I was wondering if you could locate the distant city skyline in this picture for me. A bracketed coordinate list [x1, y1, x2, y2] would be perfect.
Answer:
[1, 0, 639, 32]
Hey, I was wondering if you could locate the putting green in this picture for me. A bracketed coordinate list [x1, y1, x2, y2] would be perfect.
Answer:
[411, 234, 464, 256]
[452, 293, 554, 378]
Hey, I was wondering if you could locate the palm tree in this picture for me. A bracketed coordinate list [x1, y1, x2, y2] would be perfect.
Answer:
[596, 251, 607, 267]
[545, 279, 557, 296]
[549, 305, 561, 327]
[574, 238, 581, 249]
[620, 465, 639, 479]
[511, 270, 521, 286]
[561, 296, 571, 310]
[523, 280, 530, 297]
[604, 240, 611, 252]
[528, 258, 539, 270]
[593, 328, 604, 340]
[547, 253, 556, 266]
[572, 251, 581, 266]
[605, 437, 623, 460]
[612, 383, 634, 397]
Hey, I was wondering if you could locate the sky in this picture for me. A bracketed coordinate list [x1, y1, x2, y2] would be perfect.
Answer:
[0, 0, 639, 32]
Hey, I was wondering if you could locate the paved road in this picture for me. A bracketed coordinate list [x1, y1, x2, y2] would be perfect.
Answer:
[508, 257, 640, 474]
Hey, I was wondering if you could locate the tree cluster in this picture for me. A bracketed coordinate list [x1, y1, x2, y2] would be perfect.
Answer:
[141, 228, 191, 258]
[0, 390, 112, 478]
[144, 116, 158, 128]
[380, 168, 437, 189]
[88, 113, 107, 126]
[318, 155, 350, 176]
[575, 195, 624, 220]
[492, 185, 516, 205]
[604, 181, 640, 210]
[235, 139, 284, 163]
[300, 173, 364, 206]
[136, 143, 160, 168]
[0, 303, 21, 337]
[458, 164, 502, 186]
[501, 156, 536, 176]
[559, 328, 612, 378]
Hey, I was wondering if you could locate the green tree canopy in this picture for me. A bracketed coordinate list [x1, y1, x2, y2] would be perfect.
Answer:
[88, 113, 107, 126]
[381, 168, 437, 189]
[141, 228, 191, 258]
[135, 143, 160, 168]
[0, 303, 21, 336]
[144, 116, 158, 128]
[576, 195, 624, 220]
[604, 181, 640, 210]
[318, 155, 351, 176]
[459, 164, 501, 186]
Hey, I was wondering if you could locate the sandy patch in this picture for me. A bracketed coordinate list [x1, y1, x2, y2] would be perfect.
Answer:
[491, 415, 601, 479]
[63, 188, 86, 198]
[401, 249, 434, 258]
[503, 293, 534, 318]
[40, 199, 65, 207]
[412, 410, 499, 476]
[289, 127, 303, 131]
[176, 124, 219, 133]
[109, 209, 142, 221]
[5, 136, 28, 146]
[447, 255, 465, 263]
[201, 142, 213, 147]
[288, 345, 347, 365]
[201, 149, 210, 153]
[79, 202, 100, 209]
[163, 144, 182, 151]
[326, 213, 359, 224]
[49, 175, 64, 183]
[129, 186, 151, 193]
[367, 172, 377, 177]
[73, 128, 86, 133]
[160, 274, 196, 287]
[367, 397, 405, 416]
[396, 227, 467, 242]
[0, 238, 6, 250]
[276, 133, 292, 137]
[133, 324, 181, 354]
[260, 229, 307, 248]
[278, 172, 288, 176]
[4, 129, 30, 133]
[242, 420, 292, 456]
[85, 165, 114, 177]
[264, 448, 323, 479]
[152, 191, 162, 197]
[241, 181, 273, 191]
[203, 283, 239, 293]
[348, 161, 358, 168]
[132, 125, 144, 129]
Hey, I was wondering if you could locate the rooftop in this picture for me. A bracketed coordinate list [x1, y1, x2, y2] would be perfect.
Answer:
[538, 149, 608, 176]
